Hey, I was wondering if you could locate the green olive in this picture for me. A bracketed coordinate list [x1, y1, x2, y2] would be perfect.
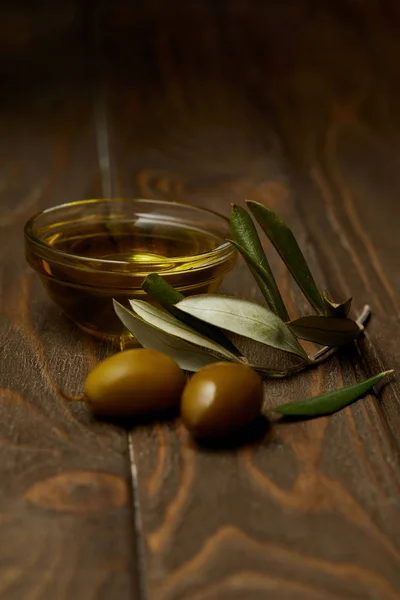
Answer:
[83, 349, 186, 416]
[181, 362, 263, 439]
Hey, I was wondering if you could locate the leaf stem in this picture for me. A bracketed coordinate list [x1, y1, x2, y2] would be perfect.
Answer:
[57, 386, 86, 403]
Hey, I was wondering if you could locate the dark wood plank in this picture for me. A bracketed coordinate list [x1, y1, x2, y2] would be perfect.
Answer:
[105, 2, 400, 599]
[0, 55, 140, 598]
[261, 3, 400, 441]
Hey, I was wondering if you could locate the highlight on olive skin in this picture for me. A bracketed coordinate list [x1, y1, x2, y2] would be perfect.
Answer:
[180, 362, 264, 440]
[61, 349, 265, 441]
[64, 348, 392, 440]
[70, 348, 186, 417]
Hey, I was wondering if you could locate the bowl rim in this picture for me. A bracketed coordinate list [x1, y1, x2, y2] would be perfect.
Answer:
[24, 198, 235, 275]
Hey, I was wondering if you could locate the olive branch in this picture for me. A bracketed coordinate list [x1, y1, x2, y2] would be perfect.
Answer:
[113, 201, 392, 417]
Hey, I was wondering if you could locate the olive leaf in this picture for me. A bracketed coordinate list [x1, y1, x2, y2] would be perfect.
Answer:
[142, 273, 240, 356]
[176, 295, 308, 361]
[246, 201, 327, 316]
[322, 290, 352, 318]
[128, 299, 242, 363]
[229, 239, 287, 318]
[230, 205, 289, 321]
[288, 315, 361, 346]
[273, 370, 393, 417]
[113, 301, 233, 371]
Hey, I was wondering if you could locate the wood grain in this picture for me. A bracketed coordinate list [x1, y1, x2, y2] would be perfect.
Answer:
[1, 1, 400, 599]
[0, 53, 139, 598]
[105, 1, 400, 599]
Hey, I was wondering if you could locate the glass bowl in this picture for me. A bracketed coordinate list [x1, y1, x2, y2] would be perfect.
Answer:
[24, 198, 237, 342]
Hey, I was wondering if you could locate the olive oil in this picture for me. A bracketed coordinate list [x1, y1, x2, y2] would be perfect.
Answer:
[28, 218, 236, 342]
[47, 219, 219, 262]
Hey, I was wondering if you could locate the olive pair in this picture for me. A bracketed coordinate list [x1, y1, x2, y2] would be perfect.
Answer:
[82, 349, 264, 439]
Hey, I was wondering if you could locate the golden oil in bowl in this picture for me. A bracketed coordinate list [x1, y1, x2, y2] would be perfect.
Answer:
[25, 199, 236, 343]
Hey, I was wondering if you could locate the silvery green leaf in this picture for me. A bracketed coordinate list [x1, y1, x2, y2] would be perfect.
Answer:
[129, 299, 241, 363]
[142, 273, 240, 355]
[113, 301, 227, 371]
[176, 295, 308, 361]
[246, 201, 327, 315]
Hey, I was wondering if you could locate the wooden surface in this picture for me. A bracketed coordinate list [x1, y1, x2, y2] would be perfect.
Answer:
[1, 1, 399, 599]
